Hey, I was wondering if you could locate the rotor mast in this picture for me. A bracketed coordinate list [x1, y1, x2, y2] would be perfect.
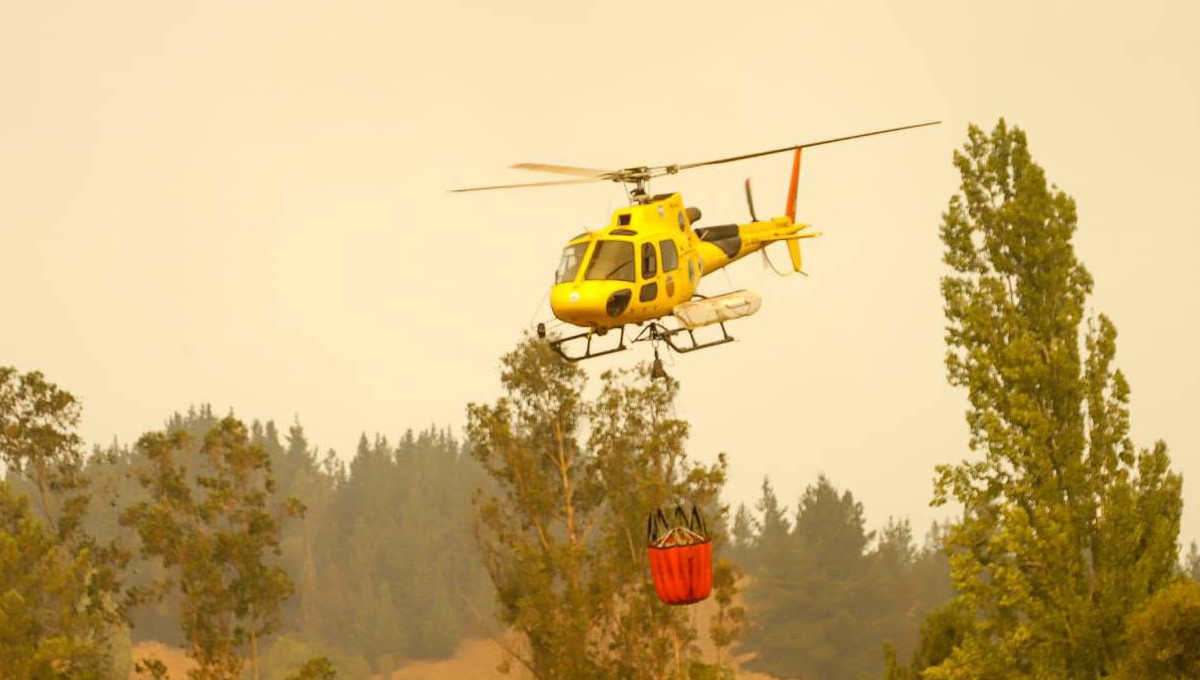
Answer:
[623, 166, 679, 204]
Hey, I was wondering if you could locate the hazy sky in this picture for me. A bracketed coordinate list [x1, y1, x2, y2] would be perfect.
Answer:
[3, 0, 1198, 547]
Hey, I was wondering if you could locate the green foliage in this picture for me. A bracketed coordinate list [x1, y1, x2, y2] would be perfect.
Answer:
[0, 367, 87, 534]
[305, 427, 491, 668]
[1114, 579, 1200, 679]
[0, 367, 128, 680]
[738, 476, 952, 680]
[80, 404, 492, 671]
[262, 635, 368, 680]
[708, 559, 746, 665]
[0, 482, 119, 679]
[929, 120, 1182, 678]
[884, 599, 973, 679]
[283, 657, 337, 680]
[1182, 541, 1200, 582]
[122, 416, 300, 680]
[727, 503, 755, 563]
[467, 337, 732, 680]
[133, 657, 170, 679]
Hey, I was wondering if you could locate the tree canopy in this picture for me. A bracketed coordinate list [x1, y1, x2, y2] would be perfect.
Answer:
[927, 119, 1182, 679]
[467, 337, 734, 680]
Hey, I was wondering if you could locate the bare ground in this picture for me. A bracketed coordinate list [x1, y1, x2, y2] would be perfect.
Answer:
[129, 592, 783, 680]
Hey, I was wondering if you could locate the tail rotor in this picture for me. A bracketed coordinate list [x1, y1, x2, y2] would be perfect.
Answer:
[744, 178, 760, 222]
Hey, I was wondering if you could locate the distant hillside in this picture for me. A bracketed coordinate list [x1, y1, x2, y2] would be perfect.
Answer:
[130, 590, 787, 680]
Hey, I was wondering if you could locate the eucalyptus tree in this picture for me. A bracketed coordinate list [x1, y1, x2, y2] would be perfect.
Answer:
[467, 338, 734, 680]
[0, 367, 127, 679]
[122, 416, 301, 680]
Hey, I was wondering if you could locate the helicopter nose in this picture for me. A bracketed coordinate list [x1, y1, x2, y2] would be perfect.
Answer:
[550, 286, 593, 323]
[551, 284, 628, 326]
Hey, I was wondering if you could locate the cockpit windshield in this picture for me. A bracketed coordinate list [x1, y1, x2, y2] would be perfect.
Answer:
[584, 240, 635, 282]
[555, 243, 589, 284]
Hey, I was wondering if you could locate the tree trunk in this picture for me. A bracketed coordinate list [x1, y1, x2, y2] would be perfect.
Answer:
[250, 627, 259, 680]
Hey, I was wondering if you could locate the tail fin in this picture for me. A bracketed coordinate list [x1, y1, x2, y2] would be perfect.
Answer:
[785, 148, 802, 271]
[785, 148, 802, 221]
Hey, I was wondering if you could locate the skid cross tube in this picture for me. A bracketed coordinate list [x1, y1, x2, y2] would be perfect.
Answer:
[631, 320, 735, 354]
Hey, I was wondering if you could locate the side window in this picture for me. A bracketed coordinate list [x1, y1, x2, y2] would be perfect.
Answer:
[640, 242, 658, 279]
[659, 240, 679, 272]
[640, 282, 658, 302]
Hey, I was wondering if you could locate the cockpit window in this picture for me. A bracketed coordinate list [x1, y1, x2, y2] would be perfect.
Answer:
[584, 240, 635, 282]
[556, 243, 589, 284]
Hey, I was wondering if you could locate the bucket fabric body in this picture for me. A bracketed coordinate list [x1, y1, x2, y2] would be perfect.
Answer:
[647, 540, 713, 605]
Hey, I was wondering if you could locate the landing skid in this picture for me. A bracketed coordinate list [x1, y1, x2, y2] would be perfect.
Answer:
[538, 317, 734, 363]
[539, 323, 628, 363]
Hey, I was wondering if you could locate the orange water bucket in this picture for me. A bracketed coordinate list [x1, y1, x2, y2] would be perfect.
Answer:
[646, 506, 713, 605]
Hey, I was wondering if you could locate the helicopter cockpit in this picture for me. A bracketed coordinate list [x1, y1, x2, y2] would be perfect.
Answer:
[555, 242, 588, 284]
[555, 238, 638, 284]
[584, 240, 634, 282]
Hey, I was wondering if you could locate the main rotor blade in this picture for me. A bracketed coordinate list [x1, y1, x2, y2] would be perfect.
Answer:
[450, 177, 606, 193]
[511, 163, 615, 178]
[676, 121, 941, 171]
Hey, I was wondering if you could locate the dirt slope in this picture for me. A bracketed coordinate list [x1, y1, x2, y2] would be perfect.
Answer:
[129, 641, 195, 678]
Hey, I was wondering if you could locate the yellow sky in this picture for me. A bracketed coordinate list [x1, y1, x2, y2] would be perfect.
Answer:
[2, 0, 1198, 546]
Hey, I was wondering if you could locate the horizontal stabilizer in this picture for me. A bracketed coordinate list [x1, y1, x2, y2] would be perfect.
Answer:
[759, 232, 820, 242]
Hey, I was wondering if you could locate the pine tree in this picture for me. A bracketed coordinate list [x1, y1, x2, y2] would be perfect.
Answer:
[751, 478, 791, 573]
[737, 478, 795, 675]
[277, 419, 329, 641]
[1183, 542, 1200, 582]
[740, 476, 954, 680]
[728, 502, 755, 565]
[928, 120, 1182, 678]
[778, 476, 876, 680]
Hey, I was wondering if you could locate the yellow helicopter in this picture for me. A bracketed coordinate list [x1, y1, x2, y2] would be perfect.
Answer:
[454, 121, 939, 364]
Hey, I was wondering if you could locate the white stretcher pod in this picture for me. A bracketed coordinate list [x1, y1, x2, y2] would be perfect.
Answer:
[672, 290, 762, 330]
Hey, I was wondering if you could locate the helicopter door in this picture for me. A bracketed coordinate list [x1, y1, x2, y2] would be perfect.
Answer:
[639, 242, 659, 304]
[659, 239, 681, 301]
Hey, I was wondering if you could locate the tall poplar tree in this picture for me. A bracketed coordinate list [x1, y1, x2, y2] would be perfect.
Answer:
[928, 120, 1182, 678]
